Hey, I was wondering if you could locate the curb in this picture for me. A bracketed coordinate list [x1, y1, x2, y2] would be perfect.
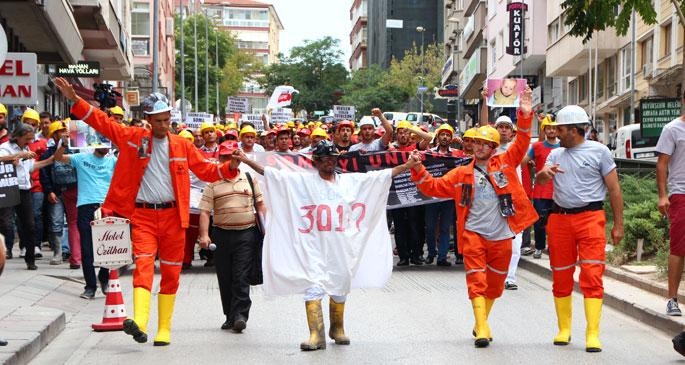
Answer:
[519, 257, 684, 335]
[0, 306, 65, 365]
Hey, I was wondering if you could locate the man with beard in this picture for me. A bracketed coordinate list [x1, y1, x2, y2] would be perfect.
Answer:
[391, 120, 432, 266]
[54, 138, 116, 299]
[334, 120, 354, 153]
[425, 123, 466, 266]
[461, 128, 477, 155]
[348, 109, 393, 153]
[291, 133, 303, 151]
[238, 125, 264, 156]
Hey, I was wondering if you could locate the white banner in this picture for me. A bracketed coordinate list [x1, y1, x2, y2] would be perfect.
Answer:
[333, 105, 355, 120]
[0, 53, 37, 105]
[262, 168, 393, 297]
[92, 217, 133, 269]
[185, 112, 213, 130]
[227, 96, 249, 113]
[240, 113, 264, 131]
[270, 108, 293, 125]
[266, 85, 299, 110]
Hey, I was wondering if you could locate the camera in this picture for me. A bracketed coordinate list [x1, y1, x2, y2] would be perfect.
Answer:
[93, 83, 121, 109]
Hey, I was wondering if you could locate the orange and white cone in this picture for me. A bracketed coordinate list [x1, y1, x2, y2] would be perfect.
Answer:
[92, 269, 127, 331]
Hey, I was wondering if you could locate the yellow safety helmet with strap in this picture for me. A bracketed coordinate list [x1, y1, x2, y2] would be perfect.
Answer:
[396, 120, 413, 130]
[540, 115, 556, 131]
[462, 128, 477, 139]
[311, 127, 329, 139]
[475, 125, 500, 146]
[109, 106, 125, 117]
[239, 125, 257, 138]
[47, 121, 67, 138]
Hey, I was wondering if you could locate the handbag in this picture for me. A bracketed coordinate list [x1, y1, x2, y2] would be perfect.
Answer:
[245, 172, 264, 286]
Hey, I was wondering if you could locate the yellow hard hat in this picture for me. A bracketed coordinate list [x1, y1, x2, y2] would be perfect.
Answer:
[462, 128, 478, 139]
[239, 125, 257, 138]
[540, 115, 556, 131]
[227, 122, 237, 130]
[0, 103, 7, 116]
[22, 108, 40, 123]
[178, 130, 194, 142]
[199, 121, 215, 133]
[315, 121, 322, 127]
[475, 125, 500, 146]
[286, 121, 295, 128]
[435, 123, 454, 137]
[109, 106, 125, 117]
[47, 121, 67, 138]
[396, 120, 413, 130]
[311, 127, 328, 139]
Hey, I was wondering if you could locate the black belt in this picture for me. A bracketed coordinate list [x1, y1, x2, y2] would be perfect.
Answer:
[135, 201, 177, 209]
[551, 201, 603, 215]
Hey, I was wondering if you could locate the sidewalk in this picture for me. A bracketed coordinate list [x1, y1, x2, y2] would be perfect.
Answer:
[518, 252, 685, 335]
[0, 248, 109, 365]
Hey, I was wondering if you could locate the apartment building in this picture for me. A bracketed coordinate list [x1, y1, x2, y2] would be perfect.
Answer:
[201, 0, 283, 113]
[0, 0, 133, 117]
[349, 0, 368, 71]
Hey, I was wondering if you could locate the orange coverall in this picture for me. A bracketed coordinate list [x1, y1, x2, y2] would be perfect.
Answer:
[71, 100, 237, 294]
[411, 110, 538, 299]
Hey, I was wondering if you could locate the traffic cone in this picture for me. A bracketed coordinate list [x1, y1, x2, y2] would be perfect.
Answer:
[92, 269, 127, 331]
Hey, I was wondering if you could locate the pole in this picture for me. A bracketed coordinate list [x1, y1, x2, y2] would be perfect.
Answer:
[152, 0, 159, 93]
[205, 9, 209, 113]
[417, 26, 425, 124]
[193, 1, 198, 112]
[180, 0, 185, 120]
[520, 2, 524, 80]
[215, 23, 219, 119]
[630, 9, 636, 124]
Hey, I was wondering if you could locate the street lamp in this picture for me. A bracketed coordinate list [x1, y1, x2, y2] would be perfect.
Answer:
[416, 26, 425, 124]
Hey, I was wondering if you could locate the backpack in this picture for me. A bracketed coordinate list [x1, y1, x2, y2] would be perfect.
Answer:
[52, 160, 77, 185]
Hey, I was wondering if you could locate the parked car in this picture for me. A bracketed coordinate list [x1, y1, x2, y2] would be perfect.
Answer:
[383, 111, 408, 126]
[406, 113, 445, 127]
[612, 123, 659, 160]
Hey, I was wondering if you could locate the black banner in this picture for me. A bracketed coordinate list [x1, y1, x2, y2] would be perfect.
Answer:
[506, 2, 528, 56]
[0, 162, 20, 208]
[262, 151, 472, 209]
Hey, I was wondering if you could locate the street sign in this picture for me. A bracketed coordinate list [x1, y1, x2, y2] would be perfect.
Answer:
[437, 84, 459, 97]
[53, 61, 100, 78]
[640, 98, 680, 137]
[418, 86, 429, 93]
[0, 53, 37, 105]
[314, 111, 325, 116]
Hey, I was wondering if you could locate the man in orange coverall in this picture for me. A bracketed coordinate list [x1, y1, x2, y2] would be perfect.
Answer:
[408, 87, 537, 348]
[54, 77, 239, 346]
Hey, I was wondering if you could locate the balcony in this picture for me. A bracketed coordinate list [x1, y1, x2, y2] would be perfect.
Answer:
[0, 0, 83, 63]
[546, 29, 629, 77]
[71, 0, 132, 79]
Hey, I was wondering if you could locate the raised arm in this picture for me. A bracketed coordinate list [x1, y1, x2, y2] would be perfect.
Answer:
[372, 108, 394, 147]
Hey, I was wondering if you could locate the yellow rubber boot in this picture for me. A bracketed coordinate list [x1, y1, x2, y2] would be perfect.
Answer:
[329, 299, 350, 345]
[553, 296, 573, 345]
[471, 297, 490, 348]
[123, 287, 151, 343]
[300, 300, 326, 351]
[153, 294, 176, 346]
[584, 298, 603, 352]
[472, 298, 494, 341]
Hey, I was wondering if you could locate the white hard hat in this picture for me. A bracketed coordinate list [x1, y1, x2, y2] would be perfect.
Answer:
[494, 115, 513, 127]
[358, 116, 377, 127]
[556, 105, 590, 125]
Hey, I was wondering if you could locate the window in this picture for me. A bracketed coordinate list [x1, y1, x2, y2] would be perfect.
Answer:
[641, 36, 653, 67]
[597, 63, 605, 98]
[131, 2, 150, 36]
[662, 23, 672, 58]
[568, 79, 578, 105]
[548, 19, 560, 44]
[578, 74, 587, 102]
[498, 31, 504, 59]
[490, 39, 496, 69]
[132, 38, 149, 56]
[621, 47, 632, 91]
[607, 56, 616, 96]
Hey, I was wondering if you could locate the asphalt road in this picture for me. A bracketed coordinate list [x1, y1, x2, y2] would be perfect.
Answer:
[29, 264, 676, 365]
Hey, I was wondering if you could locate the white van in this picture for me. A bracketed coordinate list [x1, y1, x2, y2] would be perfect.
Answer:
[612, 123, 659, 160]
[405, 113, 446, 128]
[383, 111, 408, 126]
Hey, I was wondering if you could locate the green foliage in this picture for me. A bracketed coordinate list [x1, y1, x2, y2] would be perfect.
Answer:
[561, 0, 658, 43]
[175, 14, 252, 115]
[258, 36, 349, 114]
[606, 173, 669, 269]
[385, 43, 445, 112]
[339, 65, 408, 114]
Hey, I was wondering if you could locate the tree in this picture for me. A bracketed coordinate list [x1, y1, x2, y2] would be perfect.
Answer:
[385, 43, 445, 113]
[561, 1, 685, 103]
[259, 36, 349, 114]
[340, 64, 408, 114]
[175, 14, 255, 116]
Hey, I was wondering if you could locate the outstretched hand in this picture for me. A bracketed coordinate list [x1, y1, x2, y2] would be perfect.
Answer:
[54, 77, 78, 102]
[519, 86, 533, 116]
